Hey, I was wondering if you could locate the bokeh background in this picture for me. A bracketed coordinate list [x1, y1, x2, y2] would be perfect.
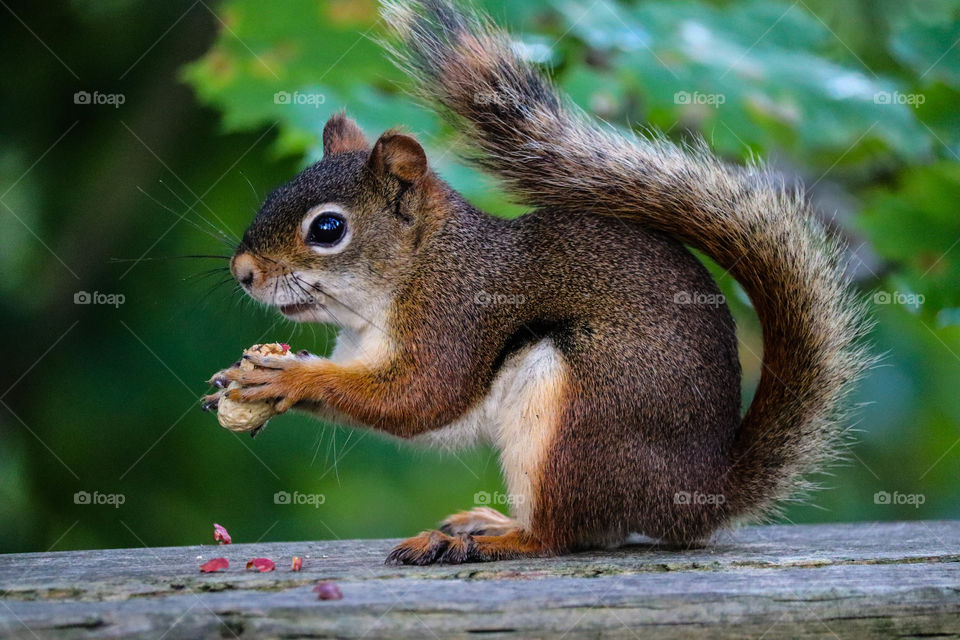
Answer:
[1, 0, 958, 553]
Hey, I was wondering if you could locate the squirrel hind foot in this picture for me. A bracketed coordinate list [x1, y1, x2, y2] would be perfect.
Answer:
[385, 528, 548, 565]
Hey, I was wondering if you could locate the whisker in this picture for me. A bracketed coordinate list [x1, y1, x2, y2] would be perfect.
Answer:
[197, 277, 239, 307]
[239, 170, 262, 205]
[288, 275, 354, 337]
[183, 267, 232, 283]
[333, 427, 342, 486]
[156, 180, 241, 245]
[272, 269, 281, 313]
[311, 427, 324, 466]
[109, 254, 231, 263]
[231, 254, 390, 345]
[286, 276, 354, 342]
[156, 178, 242, 243]
[285, 321, 298, 345]
[290, 274, 389, 335]
[136, 186, 235, 249]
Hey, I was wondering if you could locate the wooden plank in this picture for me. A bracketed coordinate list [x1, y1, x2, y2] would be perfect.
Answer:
[1, 521, 958, 639]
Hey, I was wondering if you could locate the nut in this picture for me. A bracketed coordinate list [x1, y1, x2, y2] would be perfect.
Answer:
[217, 343, 294, 432]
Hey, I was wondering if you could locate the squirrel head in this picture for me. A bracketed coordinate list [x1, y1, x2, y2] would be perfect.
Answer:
[231, 113, 444, 328]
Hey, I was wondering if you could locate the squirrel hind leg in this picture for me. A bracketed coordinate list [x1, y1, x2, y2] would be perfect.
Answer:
[438, 507, 515, 537]
[385, 528, 550, 565]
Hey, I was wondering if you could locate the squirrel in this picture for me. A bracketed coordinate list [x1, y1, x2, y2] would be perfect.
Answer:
[203, 0, 871, 565]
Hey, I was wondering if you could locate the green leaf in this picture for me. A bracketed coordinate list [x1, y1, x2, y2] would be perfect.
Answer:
[182, 0, 411, 150]
[859, 162, 960, 314]
[549, 0, 932, 160]
[889, 1, 960, 89]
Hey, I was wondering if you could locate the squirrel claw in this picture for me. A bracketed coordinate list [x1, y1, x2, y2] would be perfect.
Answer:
[385, 531, 452, 566]
[200, 392, 222, 412]
[385, 530, 481, 565]
[207, 365, 238, 388]
[387, 527, 545, 565]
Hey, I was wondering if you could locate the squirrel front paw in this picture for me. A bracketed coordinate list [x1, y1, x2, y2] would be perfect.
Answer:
[200, 361, 242, 411]
[220, 350, 327, 413]
[202, 345, 324, 425]
[200, 389, 226, 412]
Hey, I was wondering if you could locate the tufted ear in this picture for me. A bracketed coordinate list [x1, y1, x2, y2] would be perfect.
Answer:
[367, 132, 428, 183]
[322, 113, 368, 156]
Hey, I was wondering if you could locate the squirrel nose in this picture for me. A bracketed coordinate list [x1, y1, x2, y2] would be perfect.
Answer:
[231, 253, 259, 288]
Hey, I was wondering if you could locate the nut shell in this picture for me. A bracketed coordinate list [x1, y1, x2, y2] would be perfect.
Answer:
[216, 344, 294, 432]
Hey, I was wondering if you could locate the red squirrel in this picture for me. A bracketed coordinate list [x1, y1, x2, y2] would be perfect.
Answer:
[203, 0, 870, 565]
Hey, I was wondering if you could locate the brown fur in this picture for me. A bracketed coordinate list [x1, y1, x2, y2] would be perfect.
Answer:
[210, 0, 872, 564]
[322, 112, 368, 155]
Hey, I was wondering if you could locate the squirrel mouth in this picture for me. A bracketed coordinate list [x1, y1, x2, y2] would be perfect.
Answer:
[279, 302, 319, 316]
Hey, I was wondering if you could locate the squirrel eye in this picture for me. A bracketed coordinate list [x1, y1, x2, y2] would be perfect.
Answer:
[306, 213, 346, 246]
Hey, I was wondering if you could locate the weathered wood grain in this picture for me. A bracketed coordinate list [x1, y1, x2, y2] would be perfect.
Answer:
[1, 521, 958, 639]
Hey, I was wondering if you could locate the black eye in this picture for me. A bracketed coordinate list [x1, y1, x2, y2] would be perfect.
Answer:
[306, 213, 346, 246]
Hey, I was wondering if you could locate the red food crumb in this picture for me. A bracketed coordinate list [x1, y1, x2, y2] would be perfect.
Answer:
[291, 557, 303, 571]
[213, 523, 232, 545]
[280, 343, 291, 353]
[200, 557, 229, 573]
[313, 581, 343, 600]
[246, 557, 275, 572]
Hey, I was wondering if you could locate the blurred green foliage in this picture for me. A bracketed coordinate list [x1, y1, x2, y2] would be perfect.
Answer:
[1, 0, 958, 553]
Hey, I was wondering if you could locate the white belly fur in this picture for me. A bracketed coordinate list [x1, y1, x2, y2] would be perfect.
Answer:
[414, 339, 569, 530]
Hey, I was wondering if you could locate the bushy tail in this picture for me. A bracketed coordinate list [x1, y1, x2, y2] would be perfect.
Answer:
[381, 0, 873, 521]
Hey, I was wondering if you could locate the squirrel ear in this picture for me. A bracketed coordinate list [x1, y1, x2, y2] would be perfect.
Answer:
[368, 133, 428, 183]
[323, 113, 368, 155]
